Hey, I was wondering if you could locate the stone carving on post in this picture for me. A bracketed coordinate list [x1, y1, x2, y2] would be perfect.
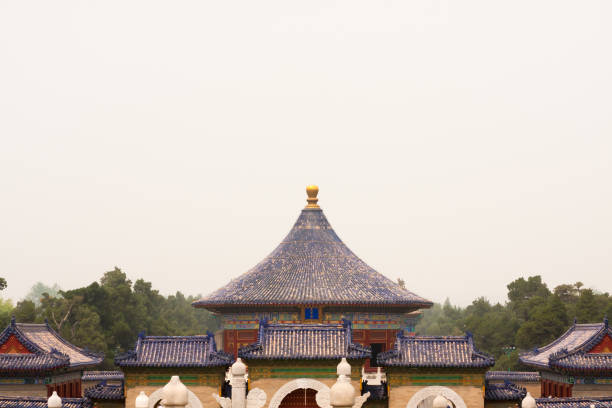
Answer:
[48, 391, 62, 408]
[521, 393, 536, 408]
[329, 358, 369, 408]
[135, 391, 150, 408]
[162, 376, 189, 408]
[213, 358, 267, 408]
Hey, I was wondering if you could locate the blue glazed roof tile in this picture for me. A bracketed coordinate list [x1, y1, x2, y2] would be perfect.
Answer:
[377, 333, 494, 368]
[0, 396, 92, 408]
[0, 319, 103, 372]
[115, 334, 232, 368]
[238, 321, 370, 360]
[519, 320, 612, 374]
[485, 371, 540, 382]
[535, 397, 612, 408]
[82, 371, 124, 381]
[193, 200, 432, 310]
[84, 383, 124, 400]
[485, 381, 527, 401]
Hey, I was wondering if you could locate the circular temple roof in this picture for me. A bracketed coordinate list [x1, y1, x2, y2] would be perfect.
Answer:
[193, 187, 432, 311]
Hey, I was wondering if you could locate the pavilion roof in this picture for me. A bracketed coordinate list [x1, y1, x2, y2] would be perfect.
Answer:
[193, 187, 432, 311]
[485, 371, 540, 383]
[238, 320, 371, 360]
[0, 318, 103, 373]
[0, 396, 92, 408]
[484, 381, 527, 401]
[519, 318, 612, 374]
[535, 397, 612, 408]
[377, 333, 495, 368]
[82, 371, 124, 381]
[84, 383, 124, 400]
[115, 334, 233, 368]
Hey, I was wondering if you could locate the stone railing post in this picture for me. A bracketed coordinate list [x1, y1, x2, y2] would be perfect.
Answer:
[48, 391, 62, 408]
[136, 391, 150, 408]
[330, 358, 369, 408]
[522, 392, 536, 408]
[230, 358, 247, 408]
[162, 376, 189, 408]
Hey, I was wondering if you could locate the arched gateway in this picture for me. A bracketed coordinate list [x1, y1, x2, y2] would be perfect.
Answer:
[406, 386, 467, 408]
[269, 379, 330, 408]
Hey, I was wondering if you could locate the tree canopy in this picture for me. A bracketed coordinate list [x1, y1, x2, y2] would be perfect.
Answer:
[415, 276, 612, 370]
[2, 272, 610, 370]
[3, 268, 219, 368]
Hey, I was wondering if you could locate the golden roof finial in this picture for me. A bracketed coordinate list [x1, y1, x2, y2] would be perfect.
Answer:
[306, 185, 319, 208]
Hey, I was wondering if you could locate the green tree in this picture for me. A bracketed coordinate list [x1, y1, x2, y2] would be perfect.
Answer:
[0, 278, 6, 291]
[13, 300, 38, 322]
[515, 295, 569, 349]
[25, 282, 61, 306]
[0, 298, 13, 327]
[507, 276, 551, 322]
[574, 289, 600, 323]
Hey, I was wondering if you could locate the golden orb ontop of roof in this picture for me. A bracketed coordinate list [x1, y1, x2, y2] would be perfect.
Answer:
[305, 185, 319, 208]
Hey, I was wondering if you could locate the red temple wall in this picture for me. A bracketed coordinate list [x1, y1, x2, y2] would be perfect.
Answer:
[0, 335, 32, 354]
[589, 335, 612, 353]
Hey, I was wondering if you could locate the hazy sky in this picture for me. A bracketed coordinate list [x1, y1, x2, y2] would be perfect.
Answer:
[1, 1, 611, 307]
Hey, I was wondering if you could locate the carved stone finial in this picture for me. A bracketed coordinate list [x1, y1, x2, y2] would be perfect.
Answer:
[522, 393, 536, 408]
[162, 376, 188, 407]
[47, 391, 62, 408]
[135, 391, 149, 408]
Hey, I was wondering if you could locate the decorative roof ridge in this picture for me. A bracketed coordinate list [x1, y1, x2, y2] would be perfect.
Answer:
[535, 396, 612, 403]
[486, 371, 541, 381]
[485, 381, 527, 401]
[82, 370, 125, 381]
[238, 319, 371, 360]
[115, 332, 232, 367]
[15, 321, 104, 362]
[0, 396, 94, 403]
[377, 332, 495, 367]
[83, 382, 125, 400]
[550, 322, 612, 362]
[136, 335, 213, 340]
[0, 321, 47, 354]
[520, 324, 582, 359]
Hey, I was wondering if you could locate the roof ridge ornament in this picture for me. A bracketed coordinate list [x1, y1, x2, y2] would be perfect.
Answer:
[305, 185, 320, 208]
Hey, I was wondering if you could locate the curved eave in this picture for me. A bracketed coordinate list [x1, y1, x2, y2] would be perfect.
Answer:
[115, 361, 231, 368]
[239, 354, 369, 360]
[193, 300, 433, 311]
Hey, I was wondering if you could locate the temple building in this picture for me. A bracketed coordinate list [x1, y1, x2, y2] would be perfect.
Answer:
[114, 333, 232, 408]
[0, 318, 103, 398]
[520, 318, 612, 398]
[484, 371, 540, 398]
[378, 333, 495, 408]
[192, 185, 432, 363]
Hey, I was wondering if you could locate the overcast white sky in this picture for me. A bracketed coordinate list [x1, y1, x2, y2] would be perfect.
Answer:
[1, 0, 611, 307]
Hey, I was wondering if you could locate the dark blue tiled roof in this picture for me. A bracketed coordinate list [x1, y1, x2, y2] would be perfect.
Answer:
[0, 353, 69, 373]
[0, 319, 102, 372]
[0, 396, 93, 408]
[377, 333, 495, 368]
[535, 397, 612, 408]
[485, 381, 526, 401]
[238, 320, 371, 360]
[486, 371, 540, 382]
[82, 371, 124, 381]
[84, 383, 125, 400]
[193, 200, 432, 310]
[115, 334, 233, 368]
[520, 319, 612, 374]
